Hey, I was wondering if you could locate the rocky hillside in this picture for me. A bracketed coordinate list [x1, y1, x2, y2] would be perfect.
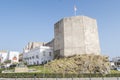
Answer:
[45, 54, 110, 74]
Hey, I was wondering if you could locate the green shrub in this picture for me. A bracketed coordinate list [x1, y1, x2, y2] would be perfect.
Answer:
[0, 73, 120, 78]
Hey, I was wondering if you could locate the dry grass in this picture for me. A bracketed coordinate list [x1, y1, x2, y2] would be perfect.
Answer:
[45, 54, 110, 74]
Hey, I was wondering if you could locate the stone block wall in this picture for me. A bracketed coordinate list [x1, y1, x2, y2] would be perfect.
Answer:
[54, 16, 101, 57]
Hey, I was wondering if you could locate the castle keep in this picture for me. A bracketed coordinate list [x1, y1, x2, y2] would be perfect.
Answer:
[24, 16, 101, 59]
[23, 16, 101, 65]
[54, 16, 101, 57]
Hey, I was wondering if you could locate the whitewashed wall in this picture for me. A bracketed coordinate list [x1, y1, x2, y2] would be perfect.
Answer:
[8, 51, 19, 63]
[0, 52, 8, 63]
[23, 46, 53, 65]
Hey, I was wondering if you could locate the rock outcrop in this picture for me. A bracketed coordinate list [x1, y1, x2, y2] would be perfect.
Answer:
[45, 54, 110, 74]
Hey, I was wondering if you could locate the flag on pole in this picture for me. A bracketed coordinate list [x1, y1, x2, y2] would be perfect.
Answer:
[74, 5, 77, 12]
[74, 5, 77, 16]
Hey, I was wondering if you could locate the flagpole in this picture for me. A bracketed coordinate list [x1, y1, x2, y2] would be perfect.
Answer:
[74, 0, 77, 16]
[74, 10, 76, 16]
[74, 5, 77, 16]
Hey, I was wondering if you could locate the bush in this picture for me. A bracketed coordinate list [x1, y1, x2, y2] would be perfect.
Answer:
[0, 73, 120, 78]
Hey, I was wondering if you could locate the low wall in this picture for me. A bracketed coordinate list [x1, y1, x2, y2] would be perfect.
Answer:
[0, 77, 120, 80]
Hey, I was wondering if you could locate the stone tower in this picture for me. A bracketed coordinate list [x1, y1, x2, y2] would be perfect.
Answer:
[54, 16, 101, 57]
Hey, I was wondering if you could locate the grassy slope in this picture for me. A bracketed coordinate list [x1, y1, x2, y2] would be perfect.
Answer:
[28, 66, 120, 74]
[111, 70, 120, 74]
[28, 65, 50, 73]
[0, 66, 120, 74]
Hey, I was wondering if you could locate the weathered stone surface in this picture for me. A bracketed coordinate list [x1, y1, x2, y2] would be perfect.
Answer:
[54, 16, 101, 57]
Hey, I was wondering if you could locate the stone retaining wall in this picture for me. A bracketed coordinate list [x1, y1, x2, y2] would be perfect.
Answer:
[0, 77, 120, 80]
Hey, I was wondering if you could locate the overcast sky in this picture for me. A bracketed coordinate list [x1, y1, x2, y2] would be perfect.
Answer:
[0, 0, 120, 58]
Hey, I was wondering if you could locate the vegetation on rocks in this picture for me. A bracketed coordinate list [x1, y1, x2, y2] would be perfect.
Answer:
[45, 54, 110, 74]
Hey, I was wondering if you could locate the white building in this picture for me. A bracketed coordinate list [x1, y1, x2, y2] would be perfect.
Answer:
[0, 51, 8, 63]
[8, 51, 19, 63]
[0, 51, 19, 64]
[23, 46, 53, 65]
[23, 42, 45, 53]
[112, 57, 120, 67]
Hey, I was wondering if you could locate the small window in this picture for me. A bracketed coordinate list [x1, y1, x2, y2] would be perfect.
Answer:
[36, 55, 39, 59]
[32, 56, 34, 59]
[43, 51, 45, 56]
[49, 52, 52, 56]
[34, 62, 36, 65]
[37, 61, 39, 65]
